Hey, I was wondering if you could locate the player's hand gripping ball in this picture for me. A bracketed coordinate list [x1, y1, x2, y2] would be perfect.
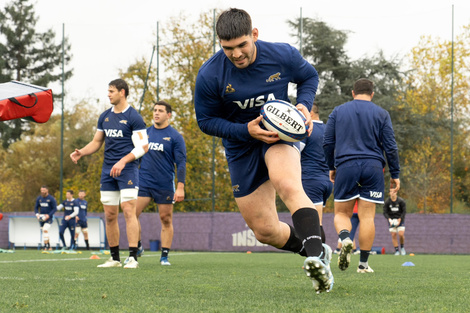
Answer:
[260, 99, 308, 142]
[390, 219, 399, 227]
[39, 214, 46, 222]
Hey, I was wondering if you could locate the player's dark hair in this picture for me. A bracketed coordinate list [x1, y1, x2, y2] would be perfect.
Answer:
[79, 190, 86, 193]
[216, 8, 252, 41]
[353, 78, 374, 96]
[41, 185, 48, 190]
[311, 103, 319, 114]
[67, 190, 74, 195]
[154, 100, 172, 114]
[109, 78, 129, 98]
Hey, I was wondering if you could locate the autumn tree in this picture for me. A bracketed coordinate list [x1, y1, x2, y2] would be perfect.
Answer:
[0, 0, 73, 148]
[400, 26, 470, 213]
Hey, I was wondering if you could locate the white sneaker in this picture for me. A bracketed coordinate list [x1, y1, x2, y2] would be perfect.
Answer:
[401, 248, 406, 256]
[97, 257, 122, 268]
[338, 237, 353, 271]
[357, 265, 374, 273]
[394, 251, 400, 256]
[160, 257, 171, 266]
[123, 256, 139, 269]
[303, 255, 334, 294]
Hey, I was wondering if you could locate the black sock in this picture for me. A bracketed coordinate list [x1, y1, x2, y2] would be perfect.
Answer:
[292, 208, 322, 257]
[320, 226, 326, 244]
[280, 224, 306, 256]
[129, 247, 138, 260]
[395, 246, 399, 252]
[400, 244, 404, 249]
[138, 240, 142, 249]
[110, 246, 120, 262]
[360, 250, 370, 263]
[85, 240, 89, 249]
[339, 229, 350, 242]
[161, 248, 170, 258]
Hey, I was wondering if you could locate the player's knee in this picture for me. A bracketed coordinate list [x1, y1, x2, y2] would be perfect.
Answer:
[100, 191, 120, 206]
[120, 188, 138, 204]
[82, 228, 88, 235]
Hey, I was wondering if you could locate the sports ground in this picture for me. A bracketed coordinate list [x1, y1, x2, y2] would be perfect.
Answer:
[1, 250, 468, 312]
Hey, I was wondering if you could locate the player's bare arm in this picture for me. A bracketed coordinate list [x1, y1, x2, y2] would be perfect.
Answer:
[296, 104, 313, 136]
[110, 129, 149, 178]
[70, 131, 105, 164]
[248, 115, 280, 144]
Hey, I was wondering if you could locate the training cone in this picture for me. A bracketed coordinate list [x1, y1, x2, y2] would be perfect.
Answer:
[90, 255, 101, 259]
[402, 262, 415, 267]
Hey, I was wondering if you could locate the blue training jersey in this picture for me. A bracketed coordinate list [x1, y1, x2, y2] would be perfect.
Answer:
[34, 195, 57, 217]
[77, 199, 88, 220]
[195, 40, 318, 151]
[139, 125, 187, 190]
[300, 120, 330, 181]
[58, 199, 79, 218]
[323, 99, 400, 178]
[97, 105, 147, 169]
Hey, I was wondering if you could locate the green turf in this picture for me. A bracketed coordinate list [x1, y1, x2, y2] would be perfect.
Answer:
[0, 250, 469, 312]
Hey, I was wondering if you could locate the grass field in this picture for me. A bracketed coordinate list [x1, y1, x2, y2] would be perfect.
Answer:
[0, 250, 469, 312]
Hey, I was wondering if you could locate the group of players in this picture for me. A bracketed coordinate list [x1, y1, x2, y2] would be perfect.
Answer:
[35, 7, 405, 293]
[34, 186, 89, 251]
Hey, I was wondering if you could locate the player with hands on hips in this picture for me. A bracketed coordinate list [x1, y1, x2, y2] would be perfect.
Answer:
[57, 190, 79, 250]
[70, 78, 148, 269]
[195, 8, 332, 294]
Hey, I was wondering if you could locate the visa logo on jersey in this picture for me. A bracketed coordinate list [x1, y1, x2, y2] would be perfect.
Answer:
[148, 142, 164, 151]
[234, 93, 276, 109]
[104, 129, 123, 137]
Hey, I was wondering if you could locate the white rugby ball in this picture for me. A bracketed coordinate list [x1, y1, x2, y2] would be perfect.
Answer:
[260, 99, 308, 142]
[391, 219, 399, 227]
[39, 214, 46, 222]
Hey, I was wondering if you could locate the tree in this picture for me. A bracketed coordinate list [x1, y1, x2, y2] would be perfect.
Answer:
[0, 0, 73, 148]
[400, 26, 470, 213]
[159, 11, 236, 212]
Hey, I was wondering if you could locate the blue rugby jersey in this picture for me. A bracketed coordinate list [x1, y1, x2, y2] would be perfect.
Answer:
[97, 105, 147, 168]
[139, 125, 187, 190]
[195, 40, 318, 150]
[300, 120, 329, 181]
[58, 198, 79, 218]
[77, 199, 88, 221]
[34, 194, 57, 217]
[323, 99, 400, 178]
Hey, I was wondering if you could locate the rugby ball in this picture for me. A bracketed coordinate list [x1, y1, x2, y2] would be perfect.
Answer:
[260, 100, 308, 142]
[39, 214, 46, 222]
[390, 219, 399, 227]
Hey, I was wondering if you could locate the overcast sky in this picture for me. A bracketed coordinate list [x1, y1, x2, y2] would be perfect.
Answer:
[1, 0, 469, 111]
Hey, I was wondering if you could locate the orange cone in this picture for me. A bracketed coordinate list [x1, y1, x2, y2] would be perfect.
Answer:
[90, 255, 100, 259]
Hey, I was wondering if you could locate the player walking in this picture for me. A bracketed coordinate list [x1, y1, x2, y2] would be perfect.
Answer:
[74, 190, 90, 250]
[34, 185, 58, 251]
[133, 101, 187, 266]
[70, 79, 148, 269]
[300, 103, 333, 246]
[383, 190, 407, 255]
[324, 78, 400, 273]
[195, 8, 333, 293]
[57, 190, 79, 249]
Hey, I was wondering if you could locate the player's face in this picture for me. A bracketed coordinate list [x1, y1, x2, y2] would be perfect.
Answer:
[40, 188, 48, 197]
[78, 192, 85, 199]
[153, 105, 170, 126]
[66, 192, 73, 200]
[220, 29, 258, 69]
[108, 86, 124, 106]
